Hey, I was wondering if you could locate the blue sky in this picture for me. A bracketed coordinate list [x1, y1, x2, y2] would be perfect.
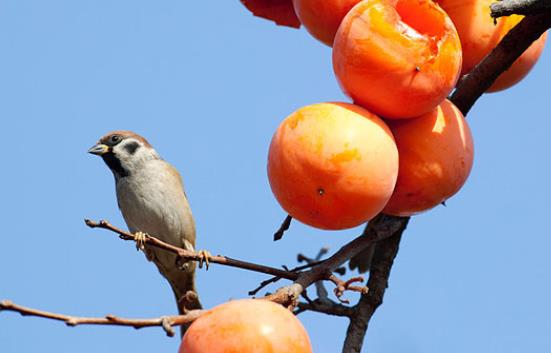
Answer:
[1, 1, 550, 352]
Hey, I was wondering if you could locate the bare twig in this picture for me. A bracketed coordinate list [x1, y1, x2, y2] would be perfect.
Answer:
[248, 257, 326, 296]
[296, 300, 355, 317]
[0, 300, 203, 337]
[86, 219, 363, 305]
[248, 260, 323, 296]
[85, 219, 298, 280]
[249, 276, 284, 296]
[491, 0, 551, 18]
[329, 275, 369, 304]
[273, 214, 293, 241]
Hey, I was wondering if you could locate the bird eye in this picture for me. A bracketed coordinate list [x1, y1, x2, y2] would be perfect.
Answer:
[110, 135, 121, 144]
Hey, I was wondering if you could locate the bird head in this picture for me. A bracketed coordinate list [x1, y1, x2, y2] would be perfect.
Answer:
[88, 130, 160, 179]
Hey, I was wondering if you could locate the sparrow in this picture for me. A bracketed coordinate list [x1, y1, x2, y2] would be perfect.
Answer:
[88, 130, 201, 335]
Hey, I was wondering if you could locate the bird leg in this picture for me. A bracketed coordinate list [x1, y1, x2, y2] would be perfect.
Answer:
[197, 250, 212, 270]
[178, 291, 201, 313]
[134, 231, 148, 251]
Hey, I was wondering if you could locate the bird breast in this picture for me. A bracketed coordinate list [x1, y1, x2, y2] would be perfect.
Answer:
[115, 160, 195, 247]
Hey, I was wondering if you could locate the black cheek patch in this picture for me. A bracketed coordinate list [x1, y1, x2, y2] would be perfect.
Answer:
[124, 141, 140, 155]
[102, 153, 129, 178]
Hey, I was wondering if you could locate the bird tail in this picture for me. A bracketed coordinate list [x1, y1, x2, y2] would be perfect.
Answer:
[168, 267, 202, 338]
[145, 245, 202, 338]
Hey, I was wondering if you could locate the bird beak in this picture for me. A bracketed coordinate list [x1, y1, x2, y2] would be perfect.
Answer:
[88, 144, 110, 156]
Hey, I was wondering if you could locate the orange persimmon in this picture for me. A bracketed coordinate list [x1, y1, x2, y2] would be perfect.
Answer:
[292, 0, 361, 46]
[333, 0, 462, 119]
[268, 102, 399, 230]
[436, 0, 546, 92]
[180, 300, 313, 353]
[383, 99, 474, 216]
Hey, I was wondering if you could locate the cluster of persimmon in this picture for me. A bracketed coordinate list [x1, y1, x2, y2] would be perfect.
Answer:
[265, 0, 546, 229]
[177, 1, 546, 352]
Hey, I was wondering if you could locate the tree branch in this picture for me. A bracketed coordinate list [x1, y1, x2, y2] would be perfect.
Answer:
[491, 0, 551, 18]
[85, 219, 298, 280]
[265, 214, 408, 308]
[248, 259, 325, 296]
[85, 219, 372, 306]
[0, 300, 203, 337]
[296, 300, 355, 317]
[450, 12, 551, 115]
[341, 222, 408, 353]
[294, 248, 356, 317]
[298, 248, 334, 305]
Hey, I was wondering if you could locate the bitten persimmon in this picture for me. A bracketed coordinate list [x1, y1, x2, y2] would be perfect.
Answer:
[180, 300, 313, 353]
[333, 0, 462, 119]
[268, 102, 398, 230]
[383, 99, 474, 216]
[292, 0, 361, 46]
[437, 0, 546, 92]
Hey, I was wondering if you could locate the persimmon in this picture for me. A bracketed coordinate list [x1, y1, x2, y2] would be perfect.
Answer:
[436, 0, 546, 92]
[332, 0, 462, 119]
[383, 99, 474, 216]
[180, 299, 313, 353]
[292, 0, 361, 46]
[268, 102, 398, 230]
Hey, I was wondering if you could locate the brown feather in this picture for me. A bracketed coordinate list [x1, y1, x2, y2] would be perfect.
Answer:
[98, 130, 153, 148]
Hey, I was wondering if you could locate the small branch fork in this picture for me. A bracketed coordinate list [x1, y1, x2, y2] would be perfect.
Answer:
[294, 249, 358, 317]
[264, 214, 408, 309]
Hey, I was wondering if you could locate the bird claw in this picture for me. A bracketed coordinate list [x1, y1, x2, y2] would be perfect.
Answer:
[197, 250, 212, 270]
[134, 231, 148, 251]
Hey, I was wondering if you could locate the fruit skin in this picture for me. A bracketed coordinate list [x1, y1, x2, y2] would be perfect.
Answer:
[383, 99, 474, 216]
[180, 299, 313, 353]
[489, 33, 546, 92]
[268, 102, 398, 230]
[437, 0, 547, 92]
[292, 0, 361, 46]
[332, 0, 462, 119]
